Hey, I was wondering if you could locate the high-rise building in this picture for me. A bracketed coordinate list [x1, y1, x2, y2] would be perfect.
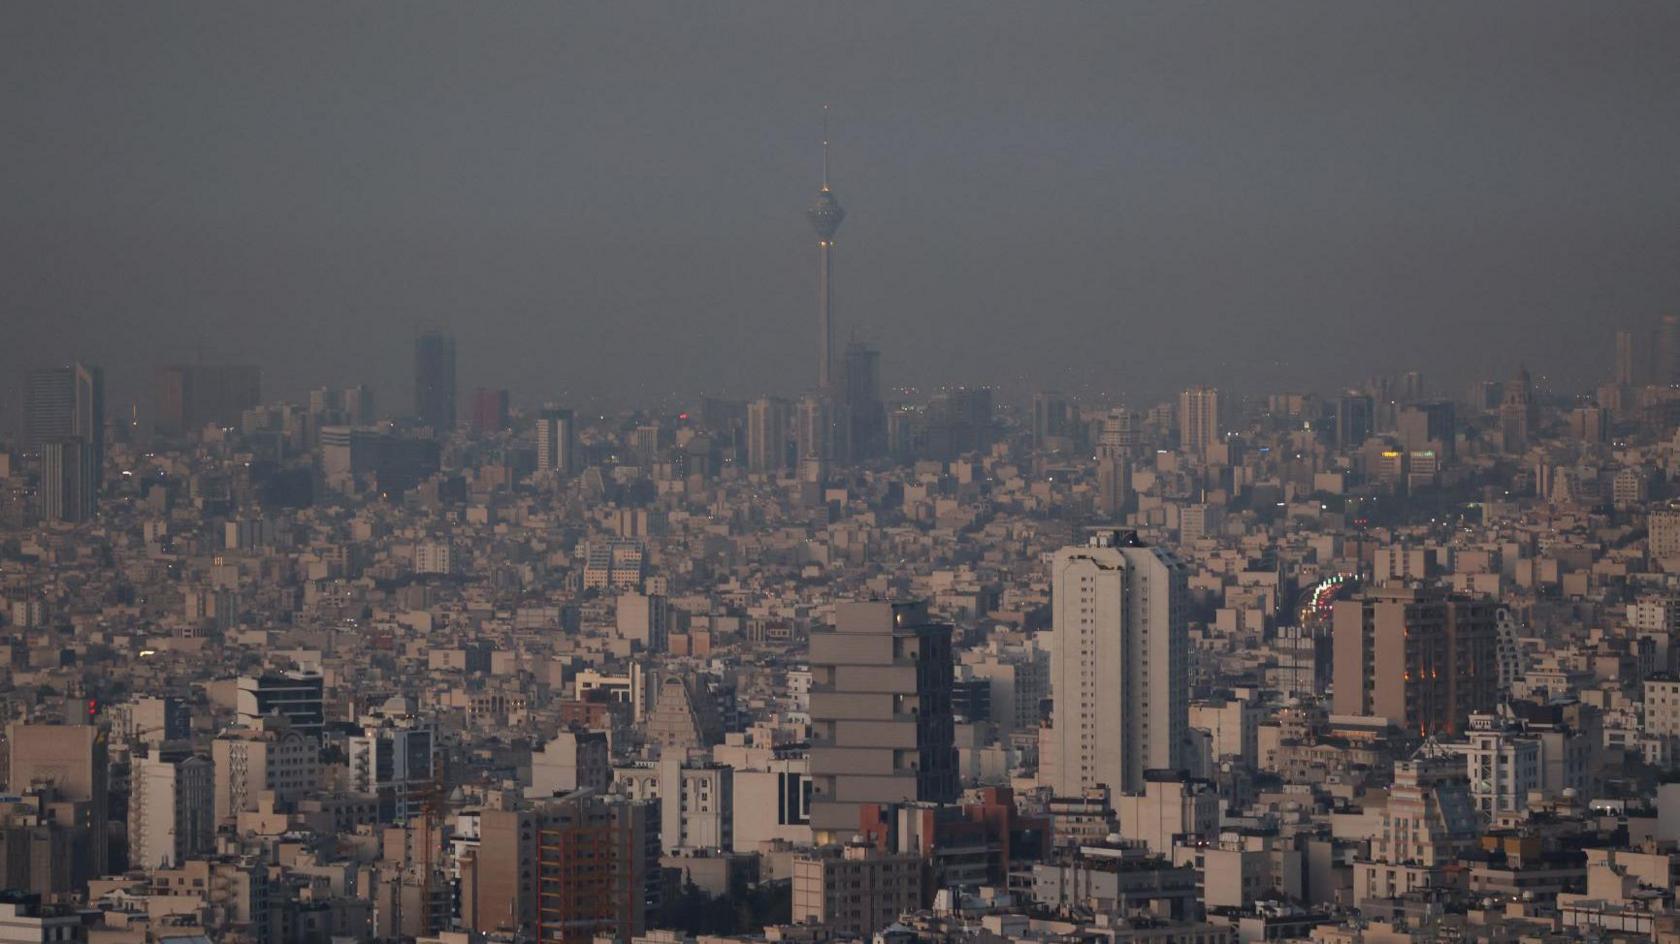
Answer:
[211, 717, 319, 824]
[22, 363, 103, 478]
[1398, 370, 1425, 403]
[1615, 328, 1637, 386]
[1097, 407, 1137, 458]
[960, 639, 1051, 737]
[534, 408, 576, 476]
[1094, 457, 1131, 518]
[1661, 315, 1680, 387]
[128, 748, 213, 869]
[1396, 400, 1456, 460]
[615, 591, 670, 653]
[528, 731, 611, 798]
[806, 107, 846, 392]
[808, 601, 957, 842]
[1650, 504, 1680, 562]
[654, 758, 733, 853]
[792, 843, 924, 937]
[1331, 585, 1499, 737]
[1466, 380, 1503, 414]
[110, 696, 191, 748]
[1177, 386, 1220, 456]
[236, 672, 325, 739]
[923, 387, 995, 460]
[5, 724, 109, 876]
[1032, 392, 1072, 452]
[320, 426, 442, 495]
[1333, 394, 1373, 451]
[467, 794, 658, 943]
[344, 384, 377, 425]
[1460, 712, 1541, 817]
[154, 364, 260, 436]
[1049, 530, 1189, 797]
[348, 715, 436, 822]
[843, 342, 884, 460]
[39, 438, 95, 523]
[795, 395, 830, 463]
[469, 387, 510, 436]
[1357, 754, 1480, 896]
[414, 331, 457, 432]
[1498, 366, 1536, 453]
[745, 397, 790, 474]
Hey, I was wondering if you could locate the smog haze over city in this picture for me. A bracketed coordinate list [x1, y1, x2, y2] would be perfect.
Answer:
[7, 2, 1680, 415]
[13, 5, 1680, 944]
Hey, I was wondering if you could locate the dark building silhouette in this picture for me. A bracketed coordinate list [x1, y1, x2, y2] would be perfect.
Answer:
[40, 439, 96, 523]
[843, 342, 885, 461]
[23, 363, 103, 486]
[1334, 393, 1373, 451]
[154, 365, 260, 437]
[1661, 314, 1680, 387]
[470, 387, 510, 437]
[414, 332, 457, 432]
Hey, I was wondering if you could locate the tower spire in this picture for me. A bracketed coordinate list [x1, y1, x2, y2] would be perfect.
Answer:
[807, 106, 846, 393]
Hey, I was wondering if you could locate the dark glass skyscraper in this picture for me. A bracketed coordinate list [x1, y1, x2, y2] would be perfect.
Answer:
[41, 438, 96, 523]
[414, 331, 457, 432]
[24, 362, 103, 497]
[154, 364, 260, 436]
[843, 342, 883, 460]
[1662, 314, 1680, 387]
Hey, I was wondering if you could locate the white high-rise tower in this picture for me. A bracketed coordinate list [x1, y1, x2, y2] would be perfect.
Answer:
[1178, 386, 1221, 456]
[535, 408, 576, 475]
[1049, 530, 1189, 796]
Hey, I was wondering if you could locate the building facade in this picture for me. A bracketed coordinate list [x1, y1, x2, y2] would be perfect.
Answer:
[1049, 530, 1190, 796]
[808, 601, 957, 842]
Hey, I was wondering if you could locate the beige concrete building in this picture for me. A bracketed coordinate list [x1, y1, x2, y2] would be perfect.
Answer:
[807, 600, 957, 842]
[5, 723, 108, 876]
[211, 717, 319, 824]
[1049, 530, 1189, 796]
[729, 756, 812, 851]
[1178, 386, 1221, 456]
[1115, 771, 1218, 857]
[791, 842, 923, 937]
[464, 793, 656, 943]
[1645, 674, 1680, 740]
[1332, 585, 1498, 737]
[527, 730, 610, 798]
[746, 397, 790, 474]
[959, 638, 1049, 737]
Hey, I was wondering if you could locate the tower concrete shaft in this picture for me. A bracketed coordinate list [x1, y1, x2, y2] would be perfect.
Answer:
[817, 238, 835, 389]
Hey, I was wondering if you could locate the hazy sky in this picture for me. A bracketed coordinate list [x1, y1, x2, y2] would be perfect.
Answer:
[6, 2, 1680, 418]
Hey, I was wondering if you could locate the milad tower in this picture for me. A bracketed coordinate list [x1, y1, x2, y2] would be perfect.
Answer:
[806, 106, 846, 393]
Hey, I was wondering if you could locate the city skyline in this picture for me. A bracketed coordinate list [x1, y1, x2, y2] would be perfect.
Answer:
[7, 6, 1680, 941]
[7, 3, 1680, 420]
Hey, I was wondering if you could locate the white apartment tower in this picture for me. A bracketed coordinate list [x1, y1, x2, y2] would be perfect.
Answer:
[534, 407, 576, 475]
[1050, 530, 1189, 796]
[1177, 386, 1221, 456]
[746, 397, 791, 474]
[129, 750, 214, 869]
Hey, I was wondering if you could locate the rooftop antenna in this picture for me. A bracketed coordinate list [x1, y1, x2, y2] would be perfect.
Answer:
[821, 104, 831, 191]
